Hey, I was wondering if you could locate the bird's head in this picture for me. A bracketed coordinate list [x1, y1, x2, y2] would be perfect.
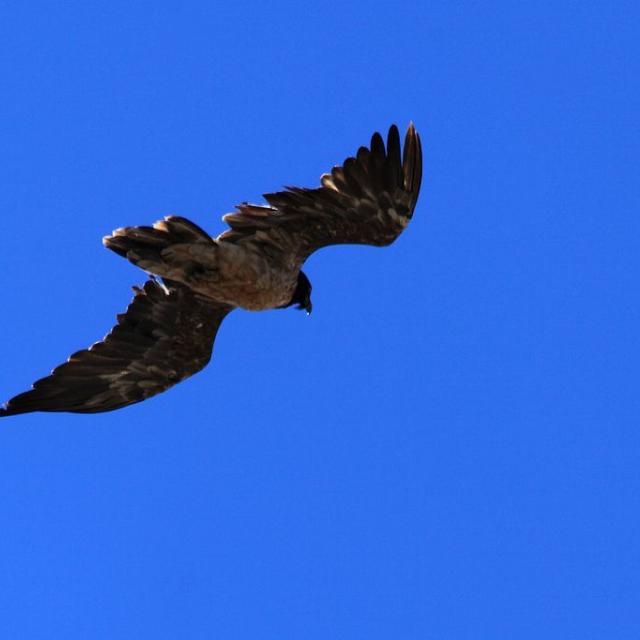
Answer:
[288, 271, 313, 315]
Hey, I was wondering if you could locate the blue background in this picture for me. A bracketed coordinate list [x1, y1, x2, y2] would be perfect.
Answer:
[0, 2, 638, 638]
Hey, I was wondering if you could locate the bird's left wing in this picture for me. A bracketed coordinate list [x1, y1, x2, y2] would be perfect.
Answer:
[0, 280, 233, 416]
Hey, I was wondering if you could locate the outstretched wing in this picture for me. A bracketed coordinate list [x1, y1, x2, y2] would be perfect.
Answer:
[218, 123, 422, 265]
[0, 280, 233, 416]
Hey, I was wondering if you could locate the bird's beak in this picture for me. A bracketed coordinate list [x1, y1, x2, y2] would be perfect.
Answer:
[296, 300, 312, 315]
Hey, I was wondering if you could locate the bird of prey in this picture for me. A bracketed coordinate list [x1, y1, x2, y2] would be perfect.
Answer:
[0, 123, 422, 417]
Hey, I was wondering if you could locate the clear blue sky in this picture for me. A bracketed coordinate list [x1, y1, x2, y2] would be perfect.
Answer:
[0, 2, 637, 638]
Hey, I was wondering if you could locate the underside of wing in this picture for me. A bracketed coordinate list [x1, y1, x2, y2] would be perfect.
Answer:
[218, 123, 422, 264]
[0, 280, 233, 416]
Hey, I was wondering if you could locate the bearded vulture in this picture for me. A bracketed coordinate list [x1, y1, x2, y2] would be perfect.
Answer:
[0, 123, 422, 416]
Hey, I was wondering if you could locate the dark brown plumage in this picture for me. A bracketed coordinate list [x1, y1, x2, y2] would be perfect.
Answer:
[1, 123, 422, 417]
[0, 281, 232, 416]
[220, 123, 422, 261]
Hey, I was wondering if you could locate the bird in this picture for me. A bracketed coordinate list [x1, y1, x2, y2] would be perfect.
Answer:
[0, 123, 422, 417]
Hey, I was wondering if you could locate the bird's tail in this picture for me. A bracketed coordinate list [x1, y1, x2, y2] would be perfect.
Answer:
[103, 216, 218, 282]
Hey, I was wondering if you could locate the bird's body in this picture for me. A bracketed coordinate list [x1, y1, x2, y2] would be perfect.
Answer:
[107, 219, 300, 311]
[1, 123, 422, 417]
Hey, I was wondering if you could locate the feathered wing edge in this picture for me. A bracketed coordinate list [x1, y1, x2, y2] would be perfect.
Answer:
[218, 123, 423, 262]
[0, 280, 233, 416]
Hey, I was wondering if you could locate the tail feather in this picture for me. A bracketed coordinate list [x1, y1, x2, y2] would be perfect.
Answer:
[151, 216, 214, 243]
[103, 216, 216, 280]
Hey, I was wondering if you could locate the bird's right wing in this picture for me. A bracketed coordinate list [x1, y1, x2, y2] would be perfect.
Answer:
[0, 280, 233, 416]
[218, 123, 422, 266]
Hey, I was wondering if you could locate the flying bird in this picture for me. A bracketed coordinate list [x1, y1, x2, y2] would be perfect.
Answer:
[0, 123, 422, 417]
